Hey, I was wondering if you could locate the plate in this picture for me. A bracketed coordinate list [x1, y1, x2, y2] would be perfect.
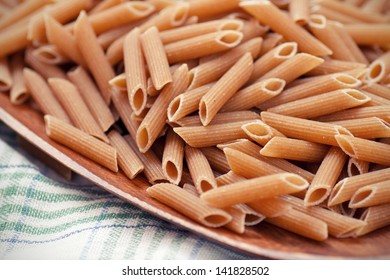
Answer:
[1, 93, 389, 259]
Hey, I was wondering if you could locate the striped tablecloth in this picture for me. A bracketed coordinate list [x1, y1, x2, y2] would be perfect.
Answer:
[0, 121, 255, 260]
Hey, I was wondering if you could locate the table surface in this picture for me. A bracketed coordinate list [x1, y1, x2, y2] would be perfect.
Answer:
[0, 121, 257, 260]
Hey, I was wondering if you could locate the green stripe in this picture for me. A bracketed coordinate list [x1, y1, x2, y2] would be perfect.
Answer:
[0, 213, 131, 235]
[100, 218, 127, 259]
[0, 201, 133, 220]
[145, 229, 168, 259]
[164, 231, 188, 259]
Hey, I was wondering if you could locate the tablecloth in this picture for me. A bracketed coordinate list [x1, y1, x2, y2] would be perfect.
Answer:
[0, 121, 255, 260]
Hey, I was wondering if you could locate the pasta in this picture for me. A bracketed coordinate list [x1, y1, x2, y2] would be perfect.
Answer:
[10, 53, 28, 105]
[356, 204, 390, 236]
[349, 180, 390, 208]
[0, 57, 12, 92]
[44, 115, 118, 172]
[162, 128, 185, 184]
[241, 120, 285, 146]
[330, 117, 390, 139]
[290, 0, 310, 25]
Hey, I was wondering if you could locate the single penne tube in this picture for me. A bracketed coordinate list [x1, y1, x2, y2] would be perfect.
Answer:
[124, 135, 166, 184]
[164, 30, 243, 64]
[258, 73, 362, 110]
[107, 130, 144, 179]
[330, 117, 390, 139]
[218, 139, 315, 182]
[317, 105, 390, 122]
[146, 183, 232, 227]
[200, 147, 230, 174]
[315, 0, 388, 23]
[141, 26, 172, 91]
[260, 137, 329, 163]
[240, 0, 332, 56]
[201, 173, 308, 208]
[124, 28, 147, 116]
[267, 89, 371, 119]
[366, 51, 390, 84]
[224, 148, 285, 178]
[162, 129, 185, 184]
[44, 14, 86, 68]
[89, 0, 128, 14]
[304, 147, 348, 206]
[247, 197, 292, 218]
[159, 19, 243, 44]
[31, 44, 69, 65]
[0, 17, 29, 58]
[308, 14, 356, 62]
[306, 59, 367, 76]
[86, 1, 155, 35]
[328, 167, 390, 206]
[344, 23, 390, 45]
[10, 53, 28, 104]
[23, 68, 70, 123]
[74, 11, 114, 104]
[67, 66, 115, 132]
[0, 57, 12, 92]
[97, 22, 135, 50]
[0, 0, 53, 30]
[187, 0, 240, 19]
[167, 83, 215, 122]
[348, 158, 370, 176]
[355, 203, 390, 236]
[289, 0, 310, 25]
[256, 53, 324, 84]
[185, 145, 217, 193]
[241, 120, 285, 146]
[266, 208, 328, 241]
[173, 121, 250, 148]
[283, 196, 366, 238]
[27, 0, 91, 42]
[187, 38, 261, 90]
[44, 115, 117, 172]
[222, 206, 246, 234]
[259, 32, 283, 56]
[109, 73, 127, 92]
[221, 78, 285, 112]
[235, 204, 265, 226]
[362, 91, 390, 106]
[25, 47, 67, 80]
[335, 135, 390, 166]
[137, 65, 189, 152]
[261, 112, 352, 146]
[249, 42, 298, 83]
[199, 53, 253, 126]
[48, 78, 108, 143]
[174, 110, 259, 127]
[349, 180, 390, 208]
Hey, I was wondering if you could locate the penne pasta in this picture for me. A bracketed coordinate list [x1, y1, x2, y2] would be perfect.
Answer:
[187, 0, 241, 19]
[0, 57, 12, 92]
[259, 32, 283, 56]
[306, 59, 367, 76]
[124, 28, 147, 116]
[89, 0, 128, 14]
[199, 53, 253, 126]
[146, 183, 232, 227]
[185, 145, 217, 193]
[344, 23, 390, 45]
[164, 30, 243, 64]
[221, 78, 285, 112]
[162, 129, 185, 184]
[241, 120, 285, 146]
[23, 68, 70, 123]
[240, 0, 332, 56]
[201, 173, 308, 208]
[247, 197, 292, 218]
[137, 64, 189, 152]
[289, 0, 310, 25]
[335, 135, 390, 166]
[0, 16, 29, 58]
[348, 158, 370, 176]
[360, 83, 390, 101]
[330, 117, 390, 139]
[261, 112, 352, 146]
[31, 44, 69, 65]
[355, 203, 390, 236]
[141, 26, 172, 91]
[200, 147, 231, 174]
[48, 78, 108, 143]
[174, 121, 250, 148]
[317, 105, 390, 123]
[67, 66, 115, 132]
[44, 115, 117, 172]
[349, 180, 390, 208]
[107, 130, 144, 179]
[304, 147, 348, 206]
[366, 51, 390, 84]
[10, 53, 28, 104]
[260, 137, 329, 163]
[328, 167, 390, 206]
[267, 89, 371, 119]
[74, 11, 114, 104]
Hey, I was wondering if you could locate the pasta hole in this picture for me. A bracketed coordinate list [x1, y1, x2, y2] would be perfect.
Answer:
[336, 136, 355, 156]
[335, 74, 357, 85]
[348, 162, 361, 176]
[40, 51, 58, 62]
[0, 81, 9, 89]
[369, 62, 383, 80]
[199, 101, 208, 124]
[219, 32, 241, 45]
[284, 175, 308, 188]
[13, 92, 29, 104]
[219, 21, 242, 31]
[351, 189, 373, 205]
[137, 127, 149, 150]
[245, 214, 263, 225]
[306, 187, 329, 204]
[172, 6, 188, 24]
[277, 43, 297, 57]
[132, 88, 145, 111]
[244, 123, 269, 137]
[165, 161, 179, 181]
[336, 127, 352, 136]
[203, 214, 229, 226]
[265, 79, 284, 92]
[343, 89, 369, 101]
[168, 98, 181, 120]
[132, 3, 150, 12]
[200, 180, 214, 192]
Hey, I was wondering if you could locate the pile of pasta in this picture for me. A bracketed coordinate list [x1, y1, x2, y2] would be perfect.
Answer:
[0, 0, 390, 242]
